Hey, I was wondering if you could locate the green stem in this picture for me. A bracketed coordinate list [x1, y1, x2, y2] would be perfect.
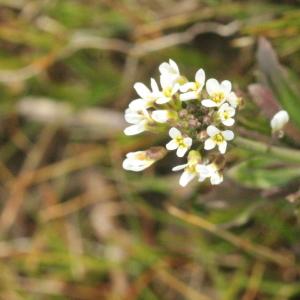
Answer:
[234, 137, 300, 164]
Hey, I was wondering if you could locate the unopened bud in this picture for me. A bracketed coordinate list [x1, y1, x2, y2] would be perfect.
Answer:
[270, 110, 289, 137]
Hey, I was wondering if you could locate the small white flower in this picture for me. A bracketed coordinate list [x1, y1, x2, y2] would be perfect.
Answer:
[166, 127, 192, 157]
[202, 78, 232, 107]
[204, 125, 234, 154]
[172, 151, 208, 187]
[130, 78, 160, 110]
[151, 109, 177, 123]
[227, 91, 241, 108]
[124, 107, 150, 136]
[180, 69, 205, 101]
[122, 151, 156, 171]
[156, 75, 179, 104]
[270, 110, 289, 133]
[206, 163, 223, 185]
[217, 103, 236, 126]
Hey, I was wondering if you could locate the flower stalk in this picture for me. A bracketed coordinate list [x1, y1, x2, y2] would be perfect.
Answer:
[234, 136, 300, 164]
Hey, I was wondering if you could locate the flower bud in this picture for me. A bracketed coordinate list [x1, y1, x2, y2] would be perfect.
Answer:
[270, 110, 289, 135]
[122, 147, 166, 172]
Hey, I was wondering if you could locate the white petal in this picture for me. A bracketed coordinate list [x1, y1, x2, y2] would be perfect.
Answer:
[222, 130, 234, 141]
[171, 83, 180, 95]
[204, 138, 216, 150]
[218, 141, 227, 154]
[169, 59, 179, 74]
[124, 123, 145, 136]
[207, 125, 220, 136]
[180, 82, 195, 92]
[129, 99, 148, 110]
[223, 118, 235, 126]
[183, 137, 192, 147]
[172, 164, 187, 171]
[126, 151, 140, 159]
[122, 158, 152, 171]
[160, 75, 172, 89]
[206, 78, 220, 95]
[125, 111, 141, 124]
[196, 164, 210, 177]
[210, 172, 223, 185]
[270, 110, 289, 132]
[221, 80, 232, 95]
[180, 91, 197, 101]
[201, 99, 218, 107]
[122, 158, 136, 171]
[227, 106, 236, 116]
[134, 82, 151, 99]
[195, 68, 205, 85]
[219, 102, 229, 112]
[159, 62, 171, 75]
[169, 127, 181, 138]
[179, 171, 195, 187]
[166, 140, 178, 151]
[150, 78, 159, 93]
[176, 146, 188, 157]
[156, 96, 170, 104]
[151, 110, 169, 123]
[227, 92, 238, 107]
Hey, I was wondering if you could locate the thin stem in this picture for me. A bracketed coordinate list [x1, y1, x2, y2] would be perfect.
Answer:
[234, 137, 300, 164]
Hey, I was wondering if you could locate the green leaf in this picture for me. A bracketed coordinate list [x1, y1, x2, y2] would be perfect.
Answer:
[228, 156, 300, 189]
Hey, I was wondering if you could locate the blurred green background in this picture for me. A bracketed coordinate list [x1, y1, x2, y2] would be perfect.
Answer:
[1, 0, 300, 299]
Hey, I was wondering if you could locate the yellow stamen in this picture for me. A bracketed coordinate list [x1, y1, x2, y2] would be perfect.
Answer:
[193, 82, 201, 91]
[163, 87, 172, 97]
[223, 112, 229, 119]
[175, 137, 186, 147]
[213, 133, 224, 143]
[212, 92, 224, 103]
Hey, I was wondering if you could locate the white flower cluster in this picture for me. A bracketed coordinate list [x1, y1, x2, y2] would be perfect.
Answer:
[123, 59, 241, 187]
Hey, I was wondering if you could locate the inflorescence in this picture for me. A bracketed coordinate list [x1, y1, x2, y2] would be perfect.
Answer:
[122, 59, 241, 187]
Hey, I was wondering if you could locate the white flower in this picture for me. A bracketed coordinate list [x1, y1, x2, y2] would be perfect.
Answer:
[129, 78, 160, 110]
[151, 109, 177, 123]
[179, 69, 205, 101]
[159, 59, 180, 82]
[204, 125, 234, 154]
[124, 107, 150, 135]
[172, 151, 209, 187]
[156, 75, 179, 104]
[227, 91, 241, 108]
[217, 103, 236, 126]
[166, 127, 192, 157]
[206, 163, 223, 185]
[202, 78, 232, 107]
[122, 151, 156, 171]
[270, 110, 289, 133]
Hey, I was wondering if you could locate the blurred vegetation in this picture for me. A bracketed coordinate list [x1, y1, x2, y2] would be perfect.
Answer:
[1, 0, 300, 299]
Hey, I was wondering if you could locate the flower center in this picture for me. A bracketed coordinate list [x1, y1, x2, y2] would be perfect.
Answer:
[213, 133, 224, 143]
[193, 82, 201, 91]
[212, 92, 224, 103]
[175, 136, 186, 147]
[177, 76, 188, 85]
[186, 164, 196, 174]
[223, 111, 229, 119]
[163, 87, 172, 97]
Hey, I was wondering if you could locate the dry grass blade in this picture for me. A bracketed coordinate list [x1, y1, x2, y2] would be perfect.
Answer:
[167, 205, 294, 268]
[157, 269, 213, 300]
